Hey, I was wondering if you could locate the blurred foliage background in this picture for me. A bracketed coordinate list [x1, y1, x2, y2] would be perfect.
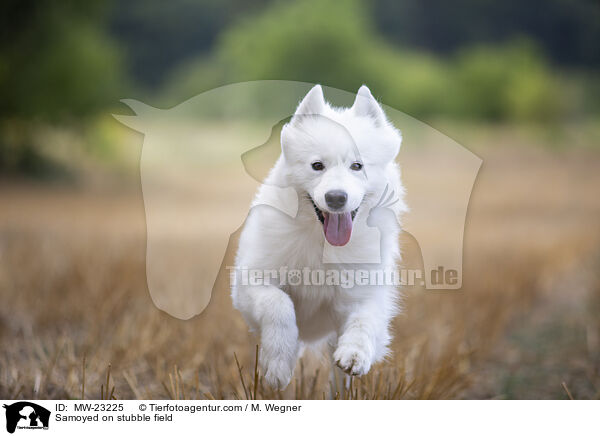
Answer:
[0, 0, 599, 175]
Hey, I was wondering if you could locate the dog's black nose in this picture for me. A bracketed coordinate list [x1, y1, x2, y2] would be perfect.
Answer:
[325, 190, 348, 210]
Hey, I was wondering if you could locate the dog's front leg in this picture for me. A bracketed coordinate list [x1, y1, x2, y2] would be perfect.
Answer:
[234, 285, 299, 389]
[333, 298, 388, 376]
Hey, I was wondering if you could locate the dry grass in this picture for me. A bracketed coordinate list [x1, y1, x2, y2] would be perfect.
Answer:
[1, 134, 600, 399]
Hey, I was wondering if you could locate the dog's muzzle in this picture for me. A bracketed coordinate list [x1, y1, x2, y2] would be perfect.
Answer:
[308, 196, 358, 246]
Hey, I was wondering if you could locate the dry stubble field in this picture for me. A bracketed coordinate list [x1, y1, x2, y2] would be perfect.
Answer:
[1, 126, 599, 399]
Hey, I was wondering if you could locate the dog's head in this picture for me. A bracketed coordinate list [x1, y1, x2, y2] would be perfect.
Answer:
[281, 84, 402, 246]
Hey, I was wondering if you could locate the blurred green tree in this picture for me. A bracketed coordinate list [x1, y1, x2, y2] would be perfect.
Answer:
[452, 41, 561, 121]
[109, 0, 272, 88]
[218, 0, 370, 91]
[0, 0, 125, 174]
[163, 0, 565, 122]
[372, 0, 600, 68]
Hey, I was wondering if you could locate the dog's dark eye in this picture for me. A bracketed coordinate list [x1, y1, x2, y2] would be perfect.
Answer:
[311, 161, 325, 171]
[350, 162, 363, 171]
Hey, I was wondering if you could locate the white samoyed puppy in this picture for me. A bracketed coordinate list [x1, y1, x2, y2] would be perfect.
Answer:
[232, 84, 406, 389]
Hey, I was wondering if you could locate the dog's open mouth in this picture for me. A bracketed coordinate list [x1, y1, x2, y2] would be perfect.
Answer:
[309, 196, 358, 247]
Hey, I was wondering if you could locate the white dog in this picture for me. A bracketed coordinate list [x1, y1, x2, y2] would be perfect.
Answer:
[232, 84, 406, 389]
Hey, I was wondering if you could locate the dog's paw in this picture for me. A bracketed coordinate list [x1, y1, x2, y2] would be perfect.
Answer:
[259, 329, 298, 390]
[333, 344, 372, 376]
[262, 357, 295, 390]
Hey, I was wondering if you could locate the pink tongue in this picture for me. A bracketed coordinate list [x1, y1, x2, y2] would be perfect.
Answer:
[323, 212, 353, 246]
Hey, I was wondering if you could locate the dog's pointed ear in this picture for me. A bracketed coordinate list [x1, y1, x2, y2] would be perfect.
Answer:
[294, 84, 325, 116]
[352, 85, 386, 125]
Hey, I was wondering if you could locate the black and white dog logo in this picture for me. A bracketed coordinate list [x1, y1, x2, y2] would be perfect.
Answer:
[3, 402, 50, 433]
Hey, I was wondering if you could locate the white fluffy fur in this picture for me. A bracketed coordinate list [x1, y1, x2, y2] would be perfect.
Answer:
[232, 85, 406, 389]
